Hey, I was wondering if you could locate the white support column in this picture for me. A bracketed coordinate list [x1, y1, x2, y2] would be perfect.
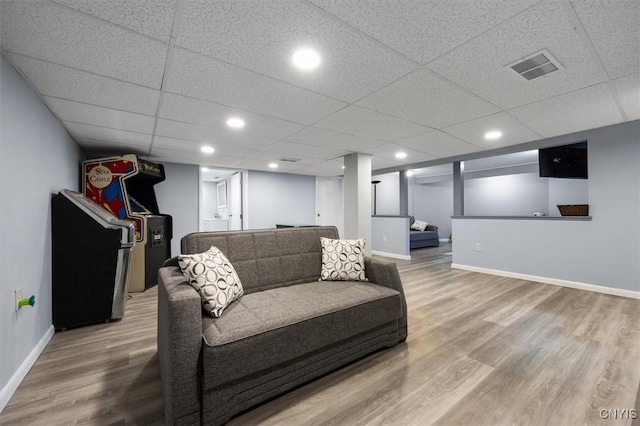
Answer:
[343, 153, 372, 255]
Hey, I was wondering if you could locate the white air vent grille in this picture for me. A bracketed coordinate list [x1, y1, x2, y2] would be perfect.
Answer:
[508, 50, 562, 81]
[277, 157, 301, 163]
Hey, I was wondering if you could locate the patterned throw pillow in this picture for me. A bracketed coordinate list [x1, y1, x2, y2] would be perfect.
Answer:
[411, 219, 428, 231]
[320, 237, 367, 281]
[178, 246, 244, 317]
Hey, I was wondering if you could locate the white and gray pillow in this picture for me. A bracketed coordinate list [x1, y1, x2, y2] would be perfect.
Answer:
[178, 246, 244, 317]
[320, 237, 367, 281]
[411, 219, 428, 231]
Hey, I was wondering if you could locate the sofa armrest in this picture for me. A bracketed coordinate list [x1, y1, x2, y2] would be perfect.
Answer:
[158, 266, 203, 425]
[425, 225, 438, 232]
[162, 256, 179, 267]
[364, 257, 408, 341]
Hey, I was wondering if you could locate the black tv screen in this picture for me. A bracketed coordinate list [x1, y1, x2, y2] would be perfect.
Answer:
[539, 142, 588, 179]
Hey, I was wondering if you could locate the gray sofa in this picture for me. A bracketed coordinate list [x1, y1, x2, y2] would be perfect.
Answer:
[158, 226, 407, 425]
[409, 216, 440, 249]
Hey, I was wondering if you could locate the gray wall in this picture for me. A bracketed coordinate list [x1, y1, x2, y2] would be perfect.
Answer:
[373, 172, 400, 216]
[465, 172, 550, 216]
[246, 171, 316, 229]
[412, 180, 454, 240]
[371, 216, 411, 258]
[1, 56, 82, 407]
[155, 162, 199, 256]
[453, 120, 640, 292]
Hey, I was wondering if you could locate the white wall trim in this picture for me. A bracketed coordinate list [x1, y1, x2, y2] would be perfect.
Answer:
[1, 325, 54, 413]
[451, 263, 640, 300]
[439, 238, 450, 242]
[372, 250, 411, 261]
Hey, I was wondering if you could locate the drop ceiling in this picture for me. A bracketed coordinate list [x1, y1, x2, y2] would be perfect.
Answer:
[1, 0, 638, 177]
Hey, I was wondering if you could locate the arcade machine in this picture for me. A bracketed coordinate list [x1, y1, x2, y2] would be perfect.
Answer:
[52, 189, 135, 329]
[83, 154, 172, 292]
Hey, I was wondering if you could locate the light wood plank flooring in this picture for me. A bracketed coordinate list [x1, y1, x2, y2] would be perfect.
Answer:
[1, 243, 639, 425]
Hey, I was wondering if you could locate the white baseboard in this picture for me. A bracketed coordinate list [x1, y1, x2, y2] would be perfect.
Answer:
[371, 250, 411, 261]
[1, 325, 54, 413]
[439, 238, 450, 242]
[451, 263, 640, 300]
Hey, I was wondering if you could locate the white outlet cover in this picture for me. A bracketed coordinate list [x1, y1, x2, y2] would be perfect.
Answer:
[15, 288, 22, 312]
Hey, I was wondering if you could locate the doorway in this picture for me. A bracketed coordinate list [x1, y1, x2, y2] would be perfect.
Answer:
[200, 167, 243, 232]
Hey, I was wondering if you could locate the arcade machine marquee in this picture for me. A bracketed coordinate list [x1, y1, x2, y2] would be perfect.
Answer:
[83, 154, 172, 292]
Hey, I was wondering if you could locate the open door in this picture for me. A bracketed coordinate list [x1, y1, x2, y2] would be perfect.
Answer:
[229, 172, 243, 230]
[316, 177, 344, 237]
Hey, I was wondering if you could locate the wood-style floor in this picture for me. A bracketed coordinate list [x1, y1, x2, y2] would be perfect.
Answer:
[2, 243, 639, 425]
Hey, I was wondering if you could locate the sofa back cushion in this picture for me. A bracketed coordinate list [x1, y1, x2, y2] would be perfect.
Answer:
[181, 227, 340, 294]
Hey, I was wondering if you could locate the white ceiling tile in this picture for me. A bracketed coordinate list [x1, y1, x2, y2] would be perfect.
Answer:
[0, 1, 167, 88]
[396, 130, 481, 158]
[53, 0, 176, 42]
[176, 0, 417, 103]
[356, 68, 500, 128]
[372, 156, 404, 170]
[571, 0, 640, 79]
[364, 143, 438, 164]
[612, 73, 640, 121]
[155, 119, 278, 151]
[152, 136, 257, 159]
[293, 162, 344, 177]
[442, 112, 542, 149]
[63, 122, 152, 147]
[232, 159, 302, 173]
[285, 127, 387, 152]
[292, 168, 341, 177]
[310, 0, 540, 64]
[1, 1, 633, 175]
[509, 84, 624, 138]
[159, 93, 304, 140]
[45, 97, 155, 134]
[427, 1, 606, 109]
[149, 147, 244, 168]
[264, 141, 348, 160]
[246, 151, 319, 166]
[313, 106, 431, 141]
[75, 137, 150, 155]
[8, 54, 160, 115]
[164, 48, 346, 125]
[290, 160, 345, 177]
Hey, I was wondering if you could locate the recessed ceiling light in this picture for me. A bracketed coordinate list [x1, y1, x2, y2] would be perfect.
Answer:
[395, 151, 407, 159]
[485, 130, 503, 140]
[226, 117, 245, 129]
[201, 167, 209, 172]
[268, 162, 278, 169]
[201, 145, 215, 154]
[292, 48, 321, 71]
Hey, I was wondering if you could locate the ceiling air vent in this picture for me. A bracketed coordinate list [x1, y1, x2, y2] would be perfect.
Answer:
[277, 157, 301, 163]
[508, 50, 562, 81]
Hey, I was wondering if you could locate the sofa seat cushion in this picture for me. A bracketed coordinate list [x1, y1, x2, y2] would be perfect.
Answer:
[409, 230, 438, 241]
[201, 281, 401, 390]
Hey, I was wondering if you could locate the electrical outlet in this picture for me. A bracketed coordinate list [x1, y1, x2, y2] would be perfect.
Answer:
[15, 288, 22, 312]
[475, 243, 482, 252]
[383, 234, 387, 242]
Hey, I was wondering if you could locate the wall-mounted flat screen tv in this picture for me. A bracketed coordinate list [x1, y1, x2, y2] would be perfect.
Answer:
[539, 141, 588, 179]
